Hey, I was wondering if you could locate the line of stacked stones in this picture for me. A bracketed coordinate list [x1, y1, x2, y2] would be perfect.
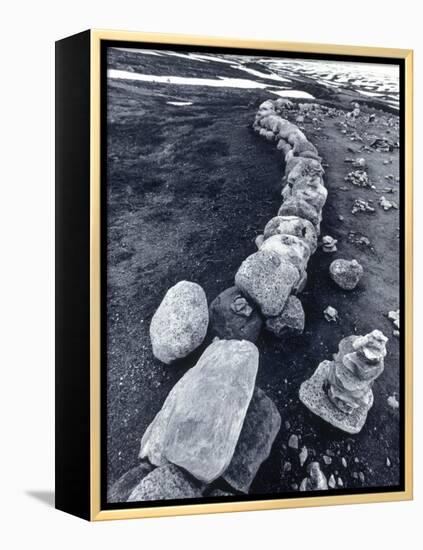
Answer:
[108, 99, 328, 503]
[234, 98, 327, 337]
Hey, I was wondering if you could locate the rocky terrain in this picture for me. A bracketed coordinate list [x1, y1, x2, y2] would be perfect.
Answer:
[105, 47, 402, 505]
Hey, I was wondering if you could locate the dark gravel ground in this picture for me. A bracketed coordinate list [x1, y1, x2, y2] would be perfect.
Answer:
[105, 47, 401, 500]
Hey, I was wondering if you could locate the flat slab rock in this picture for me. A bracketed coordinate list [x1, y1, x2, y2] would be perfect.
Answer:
[107, 461, 153, 503]
[299, 360, 374, 434]
[127, 464, 203, 502]
[223, 387, 281, 493]
[139, 339, 259, 483]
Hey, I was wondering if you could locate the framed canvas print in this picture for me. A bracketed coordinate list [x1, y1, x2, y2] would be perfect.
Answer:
[55, 29, 413, 521]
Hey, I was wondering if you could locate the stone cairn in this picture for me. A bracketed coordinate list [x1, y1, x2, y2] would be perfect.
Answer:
[299, 329, 388, 434]
[108, 99, 385, 502]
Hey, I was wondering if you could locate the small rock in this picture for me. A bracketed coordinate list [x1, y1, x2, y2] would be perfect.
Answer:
[322, 235, 338, 253]
[324, 306, 338, 322]
[323, 455, 332, 465]
[337, 477, 344, 487]
[283, 461, 292, 473]
[359, 472, 365, 483]
[352, 158, 367, 169]
[352, 199, 375, 214]
[345, 169, 369, 187]
[288, 434, 299, 450]
[379, 196, 398, 211]
[329, 259, 364, 290]
[342, 457, 347, 468]
[328, 474, 336, 488]
[386, 457, 391, 467]
[393, 330, 400, 337]
[299, 446, 308, 467]
[300, 462, 328, 491]
[285, 420, 291, 430]
[387, 394, 399, 409]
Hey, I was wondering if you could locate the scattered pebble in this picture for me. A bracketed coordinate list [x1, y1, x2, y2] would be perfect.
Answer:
[283, 461, 292, 473]
[288, 434, 299, 450]
[345, 169, 369, 187]
[328, 474, 336, 488]
[299, 446, 308, 467]
[324, 306, 339, 323]
[323, 455, 332, 465]
[322, 235, 338, 253]
[387, 394, 399, 409]
[342, 457, 347, 468]
[352, 158, 367, 169]
[352, 198, 375, 214]
[386, 457, 391, 467]
[379, 196, 398, 211]
[359, 472, 365, 483]
[338, 477, 344, 487]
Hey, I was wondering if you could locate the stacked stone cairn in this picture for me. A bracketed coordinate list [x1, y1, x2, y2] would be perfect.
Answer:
[299, 329, 388, 434]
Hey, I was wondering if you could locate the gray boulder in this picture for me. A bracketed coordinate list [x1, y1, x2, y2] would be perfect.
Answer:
[127, 464, 203, 502]
[263, 216, 317, 254]
[293, 184, 327, 211]
[209, 286, 263, 343]
[107, 461, 154, 503]
[259, 234, 310, 274]
[150, 281, 209, 364]
[265, 295, 305, 337]
[329, 259, 364, 290]
[278, 197, 321, 228]
[139, 339, 259, 483]
[223, 388, 281, 493]
[235, 250, 299, 317]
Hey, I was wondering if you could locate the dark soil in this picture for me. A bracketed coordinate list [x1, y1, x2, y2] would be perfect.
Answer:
[106, 48, 401, 499]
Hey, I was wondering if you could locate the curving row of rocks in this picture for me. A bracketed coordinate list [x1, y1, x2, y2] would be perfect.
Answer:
[109, 99, 330, 502]
[234, 98, 328, 337]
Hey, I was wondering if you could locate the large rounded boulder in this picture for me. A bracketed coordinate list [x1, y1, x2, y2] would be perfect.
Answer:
[259, 234, 310, 274]
[263, 216, 318, 254]
[235, 250, 298, 317]
[150, 281, 209, 364]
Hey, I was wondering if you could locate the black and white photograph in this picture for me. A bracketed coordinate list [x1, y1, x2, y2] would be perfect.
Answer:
[104, 44, 404, 506]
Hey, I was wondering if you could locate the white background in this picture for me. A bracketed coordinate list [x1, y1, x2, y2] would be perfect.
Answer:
[0, 0, 420, 548]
